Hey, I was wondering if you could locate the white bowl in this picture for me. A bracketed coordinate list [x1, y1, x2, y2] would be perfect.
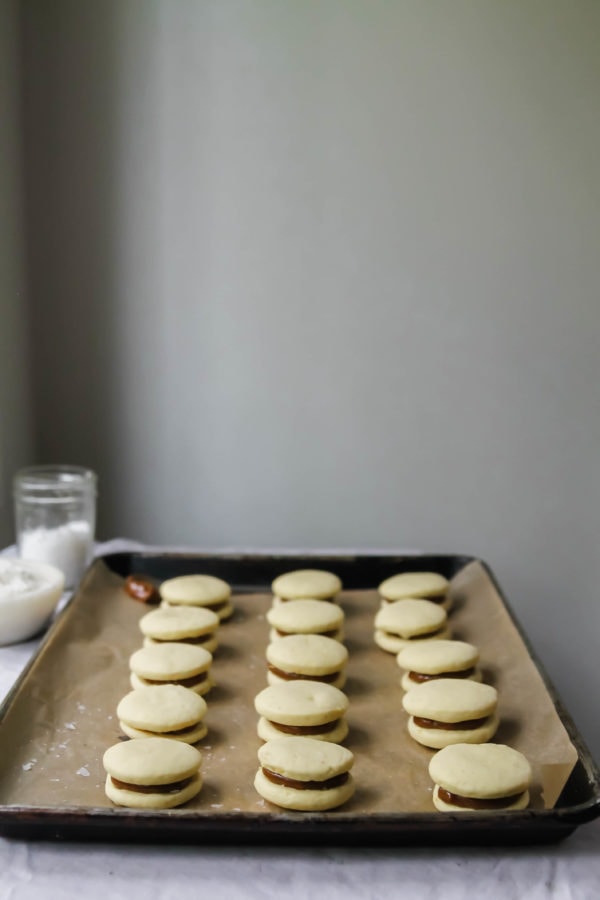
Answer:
[0, 558, 65, 645]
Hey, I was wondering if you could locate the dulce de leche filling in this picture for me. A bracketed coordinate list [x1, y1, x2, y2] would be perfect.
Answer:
[110, 775, 194, 795]
[268, 718, 340, 736]
[267, 663, 341, 684]
[275, 628, 338, 639]
[437, 787, 524, 810]
[408, 667, 475, 684]
[142, 672, 209, 689]
[152, 633, 215, 646]
[262, 767, 349, 791]
[384, 626, 445, 640]
[413, 715, 491, 730]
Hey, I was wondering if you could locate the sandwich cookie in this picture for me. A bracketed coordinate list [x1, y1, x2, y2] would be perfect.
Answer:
[266, 598, 345, 643]
[271, 569, 342, 604]
[160, 574, 233, 621]
[129, 642, 214, 696]
[266, 633, 349, 689]
[254, 680, 349, 743]
[103, 736, 203, 809]
[378, 571, 451, 611]
[402, 678, 499, 749]
[117, 683, 208, 743]
[397, 640, 481, 692]
[374, 599, 450, 654]
[139, 605, 220, 654]
[254, 736, 355, 811]
[429, 743, 531, 812]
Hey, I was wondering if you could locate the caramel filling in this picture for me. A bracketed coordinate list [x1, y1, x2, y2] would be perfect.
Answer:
[110, 775, 194, 795]
[267, 663, 340, 684]
[413, 715, 490, 730]
[153, 633, 215, 646]
[384, 627, 445, 640]
[437, 787, 524, 810]
[275, 628, 338, 639]
[142, 672, 208, 689]
[262, 767, 349, 791]
[268, 718, 340, 736]
[408, 667, 475, 684]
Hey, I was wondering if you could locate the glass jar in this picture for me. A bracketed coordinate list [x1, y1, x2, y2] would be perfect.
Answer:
[13, 465, 97, 590]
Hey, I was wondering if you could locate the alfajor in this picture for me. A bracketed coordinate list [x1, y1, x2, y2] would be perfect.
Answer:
[103, 736, 203, 809]
[378, 571, 451, 611]
[267, 598, 344, 643]
[254, 736, 355, 811]
[117, 683, 208, 743]
[160, 574, 233, 621]
[271, 569, 342, 603]
[397, 640, 481, 691]
[254, 680, 349, 743]
[139, 605, 220, 654]
[129, 642, 214, 696]
[266, 633, 348, 689]
[429, 743, 531, 812]
[402, 678, 499, 749]
[374, 599, 450, 654]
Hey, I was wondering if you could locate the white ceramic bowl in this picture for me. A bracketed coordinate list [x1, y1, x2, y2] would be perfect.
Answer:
[0, 558, 65, 645]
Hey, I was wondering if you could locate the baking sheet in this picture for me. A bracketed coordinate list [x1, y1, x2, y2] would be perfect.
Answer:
[0, 555, 580, 828]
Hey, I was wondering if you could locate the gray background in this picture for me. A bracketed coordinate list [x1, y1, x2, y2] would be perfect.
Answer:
[1, 1, 599, 759]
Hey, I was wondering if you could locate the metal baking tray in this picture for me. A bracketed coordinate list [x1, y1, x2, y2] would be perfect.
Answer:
[0, 550, 598, 845]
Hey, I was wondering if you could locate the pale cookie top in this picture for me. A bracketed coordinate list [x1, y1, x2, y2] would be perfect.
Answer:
[402, 678, 498, 722]
[258, 736, 354, 781]
[397, 640, 479, 674]
[429, 743, 532, 799]
[267, 599, 344, 634]
[103, 736, 202, 785]
[129, 642, 213, 679]
[254, 680, 349, 726]
[267, 634, 349, 675]
[271, 569, 342, 600]
[378, 571, 449, 600]
[375, 598, 447, 637]
[139, 605, 219, 639]
[117, 684, 207, 731]
[159, 574, 231, 605]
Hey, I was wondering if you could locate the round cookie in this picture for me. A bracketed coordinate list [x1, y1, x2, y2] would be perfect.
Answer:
[402, 678, 499, 749]
[139, 605, 220, 654]
[429, 743, 531, 811]
[255, 680, 349, 743]
[271, 569, 342, 603]
[374, 599, 450, 654]
[254, 736, 355, 811]
[266, 634, 349, 689]
[397, 640, 481, 691]
[129, 642, 214, 696]
[117, 684, 208, 743]
[103, 736, 203, 809]
[378, 571, 451, 611]
[267, 598, 345, 643]
[160, 574, 233, 621]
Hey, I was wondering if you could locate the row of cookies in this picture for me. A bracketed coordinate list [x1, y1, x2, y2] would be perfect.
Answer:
[253, 569, 356, 811]
[373, 570, 532, 811]
[102, 573, 234, 809]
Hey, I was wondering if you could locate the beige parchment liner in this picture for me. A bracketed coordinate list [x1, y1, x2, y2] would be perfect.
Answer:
[0, 559, 578, 820]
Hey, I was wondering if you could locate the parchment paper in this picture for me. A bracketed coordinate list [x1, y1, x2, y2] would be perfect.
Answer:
[0, 558, 577, 818]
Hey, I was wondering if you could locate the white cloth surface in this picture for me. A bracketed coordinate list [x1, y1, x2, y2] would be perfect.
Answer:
[1, 539, 599, 900]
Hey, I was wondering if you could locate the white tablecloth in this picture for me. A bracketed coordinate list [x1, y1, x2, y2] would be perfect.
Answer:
[1, 541, 599, 900]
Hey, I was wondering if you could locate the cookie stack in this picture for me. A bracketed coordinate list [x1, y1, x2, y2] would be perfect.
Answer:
[374, 569, 531, 811]
[253, 568, 356, 812]
[102, 572, 234, 809]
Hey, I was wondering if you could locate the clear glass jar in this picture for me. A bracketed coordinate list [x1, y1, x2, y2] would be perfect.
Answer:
[13, 465, 97, 590]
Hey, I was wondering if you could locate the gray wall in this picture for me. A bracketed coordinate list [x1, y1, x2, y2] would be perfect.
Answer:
[0, 0, 33, 545]
[18, 1, 600, 757]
